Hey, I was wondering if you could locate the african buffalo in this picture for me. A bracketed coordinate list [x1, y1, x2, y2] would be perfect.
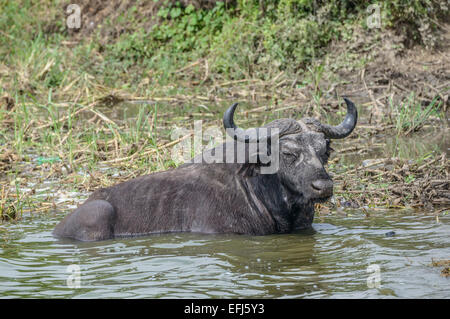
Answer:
[53, 98, 357, 241]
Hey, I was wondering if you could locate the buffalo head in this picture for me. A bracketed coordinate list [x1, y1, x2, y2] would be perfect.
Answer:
[223, 98, 357, 207]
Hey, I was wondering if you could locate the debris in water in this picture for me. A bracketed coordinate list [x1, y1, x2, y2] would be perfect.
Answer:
[430, 259, 450, 277]
[0, 204, 16, 221]
[0, 185, 18, 221]
[385, 231, 396, 237]
[442, 267, 450, 277]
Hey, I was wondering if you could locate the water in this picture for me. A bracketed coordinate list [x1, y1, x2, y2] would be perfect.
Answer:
[0, 210, 448, 298]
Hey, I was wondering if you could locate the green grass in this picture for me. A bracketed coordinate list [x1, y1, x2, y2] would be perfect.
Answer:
[391, 93, 443, 135]
[0, 0, 447, 114]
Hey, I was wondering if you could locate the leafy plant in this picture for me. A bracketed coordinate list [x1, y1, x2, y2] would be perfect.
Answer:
[392, 93, 442, 135]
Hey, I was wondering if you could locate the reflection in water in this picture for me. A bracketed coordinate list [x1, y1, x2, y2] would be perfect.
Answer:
[0, 211, 448, 298]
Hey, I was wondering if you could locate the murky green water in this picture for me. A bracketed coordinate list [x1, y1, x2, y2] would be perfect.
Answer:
[0, 210, 448, 298]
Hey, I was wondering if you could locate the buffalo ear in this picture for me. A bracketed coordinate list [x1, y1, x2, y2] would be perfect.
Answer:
[240, 163, 259, 177]
[249, 165, 260, 177]
[240, 160, 273, 177]
[238, 162, 264, 177]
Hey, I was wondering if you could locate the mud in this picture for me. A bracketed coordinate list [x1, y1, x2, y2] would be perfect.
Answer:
[326, 24, 450, 115]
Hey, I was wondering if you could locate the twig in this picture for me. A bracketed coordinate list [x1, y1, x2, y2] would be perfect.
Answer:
[175, 59, 203, 73]
[101, 133, 193, 164]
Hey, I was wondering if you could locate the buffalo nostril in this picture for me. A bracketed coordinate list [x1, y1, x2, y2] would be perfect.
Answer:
[312, 180, 325, 190]
[311, 180, 333, 196]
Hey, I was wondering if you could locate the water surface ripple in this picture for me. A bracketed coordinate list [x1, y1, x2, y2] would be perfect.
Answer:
[0, 211, 449, 298]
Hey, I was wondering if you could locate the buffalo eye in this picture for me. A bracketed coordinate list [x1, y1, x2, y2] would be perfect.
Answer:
[282, 151, 298, 159]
